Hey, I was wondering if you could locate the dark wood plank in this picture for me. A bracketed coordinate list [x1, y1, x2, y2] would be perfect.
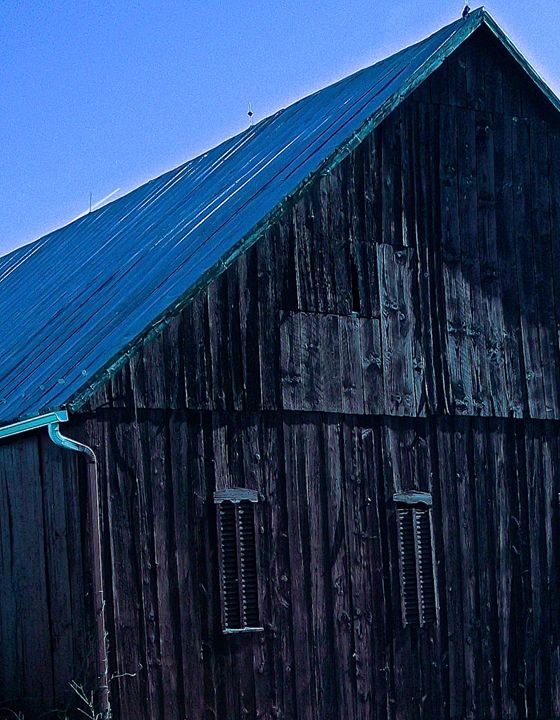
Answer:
[207, 275, 231, 411]
[279, 311, 302, 411]
[40, 438, 83, 707]
[511, 116, 546, 418]
[322, 313, 343, 413]
[147, 416, 181, 720]
[413, 101, 442, 414]
[439, 105, 474, 415]
[339, 314, 364, 414]
[282, 418, 314, 718]
[184, 293, 213, 409]
[237, 247, 262, 411]
[168, 414, 206, 720]
[328, 166, 352, 315]
[258, 228, 281, 409]
[475, 112, 509, 417]
[377, 244, 421, 416]
[381, 112, 403, 247]
[529, 119, 560, 418]
[359, 317, 383, 414]
[493, 111, 526, 418]
[436, 420, 465, 719]
[260, 414, 296, 718]
[0, 437, 54, 716]
[324, 417, 357, 719]
[342, 423, 374, 718]
[300, 312, 324, 411]
[457, 107, 491, 416]
[451, 419, 479, 717]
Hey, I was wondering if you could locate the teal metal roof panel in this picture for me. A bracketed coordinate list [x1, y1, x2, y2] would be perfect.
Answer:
[0, 8, 557, 423]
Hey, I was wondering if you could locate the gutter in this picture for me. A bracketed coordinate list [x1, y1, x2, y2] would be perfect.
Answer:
[0, 410, 109, 718]
[0, 410, 70, 439]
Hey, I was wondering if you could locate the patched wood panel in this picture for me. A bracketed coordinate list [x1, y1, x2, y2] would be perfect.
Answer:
[280, 312, 382, 414]
[377, 244, 425, 416]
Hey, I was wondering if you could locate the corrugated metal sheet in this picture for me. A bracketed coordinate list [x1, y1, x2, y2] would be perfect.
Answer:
[0, 8, 557, 423]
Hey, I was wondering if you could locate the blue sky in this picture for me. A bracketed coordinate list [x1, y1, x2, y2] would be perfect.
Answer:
[1, 0, 559, 256]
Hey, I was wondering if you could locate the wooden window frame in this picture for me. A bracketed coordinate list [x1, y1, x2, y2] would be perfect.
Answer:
[214, 488, 263, 634]
[394, 491, 439, 627]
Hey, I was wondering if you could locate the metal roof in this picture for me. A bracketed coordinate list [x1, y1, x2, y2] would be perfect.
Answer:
[0, 8, 558, 424]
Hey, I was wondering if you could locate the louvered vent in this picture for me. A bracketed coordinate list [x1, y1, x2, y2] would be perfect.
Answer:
[394, 492, 438, 627]
[214, 489, 263, 633]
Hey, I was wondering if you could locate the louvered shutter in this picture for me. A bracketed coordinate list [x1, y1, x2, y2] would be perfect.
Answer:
[214, 489, 263, 633]
[394, 492, 438, 627]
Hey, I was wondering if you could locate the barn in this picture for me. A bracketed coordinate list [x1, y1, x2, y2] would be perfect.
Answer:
[1, 7, 560, 719]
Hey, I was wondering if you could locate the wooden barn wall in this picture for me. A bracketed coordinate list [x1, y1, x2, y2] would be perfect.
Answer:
[0, 432, 92, 718]
[81, 27, 560, 423]
[67, 26, 560, 720]
[71, 408, 560, 720]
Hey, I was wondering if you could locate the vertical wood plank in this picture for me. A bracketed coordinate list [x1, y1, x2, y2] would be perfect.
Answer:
[280, 311, 302, 410]
[339, 315, 365, 415]
[0, 437, 54, 716]
[439, 105, 474, 415]
[377, 244, 422, 416]
[283, 418, 314, 719]
[512, 116, 546, 418]
[475, 113, 509, 417]
[457, 108, 490, 416]
[359, 317, 383, 414]
[324, 417, 357, 719]
[493, 112, 525, 418]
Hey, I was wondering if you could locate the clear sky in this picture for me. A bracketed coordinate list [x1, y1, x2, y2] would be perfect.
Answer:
[1, 0, 559, 256]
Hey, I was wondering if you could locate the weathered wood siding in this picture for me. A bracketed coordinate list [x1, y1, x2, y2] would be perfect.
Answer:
[69, 408, 560, 720]
[0, 433, 92, 717]
[90, 27, 560, 423]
